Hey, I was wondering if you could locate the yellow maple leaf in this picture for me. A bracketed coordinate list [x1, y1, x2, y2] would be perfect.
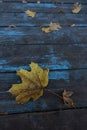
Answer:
[42, 22, 61, 33]
[72, 2, 82, 14]
[8, 62, 49, 104]
[25, 10, 36, 17]
[62, 90, 74, 107]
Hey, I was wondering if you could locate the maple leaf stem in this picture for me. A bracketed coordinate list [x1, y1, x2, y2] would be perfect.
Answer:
[46, 89, 63, 100]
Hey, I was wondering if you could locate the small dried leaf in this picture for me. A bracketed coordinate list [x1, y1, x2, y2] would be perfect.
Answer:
[63, 97, 74, 107]
[8, 62, 49, 104]
[8, 24, 16, 29]
[22, 0, 27, 3]
[58, 10, 65, 14]
[50, 22, 62, 31]
[71, 24, 76, 27]
[72, 2, 82, 14]
[42, 22, 61, 33]
[25, 10, 36, 17]
[63, 90, 73, 97]
[37, 0, 40, 3]
[42, 27, 51, 33]
[62, 90, 74, 107]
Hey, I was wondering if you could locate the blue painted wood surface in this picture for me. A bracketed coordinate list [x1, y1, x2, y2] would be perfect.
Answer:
[0, 3, 87, 13]
[0, 0, 87, 116]
[2, 0, 87, 4]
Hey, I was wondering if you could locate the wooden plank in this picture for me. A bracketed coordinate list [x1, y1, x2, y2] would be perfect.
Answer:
[2, 0, 87, 4]
[0, 69, 87, 91]
[0, 44, 87, 72]
[0, 3, 86, 13]
[0, 27, 87, 44]
[0, 69, 87, 114]
[0, 13, 87, 26]
[0, 109, 87, 130]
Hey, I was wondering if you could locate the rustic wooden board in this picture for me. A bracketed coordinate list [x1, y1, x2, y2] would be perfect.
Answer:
[0, 68, 87, 114]
[0, 13, 87, 26]
[0, 69, 87, 91]
[0, 44, 87, 72]
[0, 109, 87, 130]
[0, 27, 87, 44]
[2, 0, 87, 4]
[0, 3, 86, 13]
[0, 13, 87, 27]
[0, 77, 87, 114]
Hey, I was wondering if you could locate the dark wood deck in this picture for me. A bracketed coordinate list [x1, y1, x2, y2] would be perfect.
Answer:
[0, 0, 87, 129]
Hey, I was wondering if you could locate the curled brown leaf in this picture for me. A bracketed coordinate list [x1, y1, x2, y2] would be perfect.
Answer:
[62, 90, 74, 107]
[42, 22, 62, 33]
[72, 2, 82, 14]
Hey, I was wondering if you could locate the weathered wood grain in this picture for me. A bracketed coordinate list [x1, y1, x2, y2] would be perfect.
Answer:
[0, 69, 87, 114]
[0, 70, 86, 114]
[2, 0, 87, 4]
[0, 27, 87, 44]
[0, 0, 87, 120]
[0, 69, 87, 91]
[0, 109, 87, 130]
[0, 3, 86, 13]
[0, 13, 87, 26]
[0, 44, 87, 72]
